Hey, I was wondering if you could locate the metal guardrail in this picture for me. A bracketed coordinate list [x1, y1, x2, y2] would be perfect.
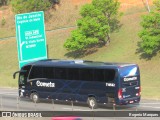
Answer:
[0, 94, 160, 112]
[0, 26, 76, 41]
[0, 36, 15, 41]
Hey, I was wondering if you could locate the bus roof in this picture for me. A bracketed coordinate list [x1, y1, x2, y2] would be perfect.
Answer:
[23, 59, 137, 69]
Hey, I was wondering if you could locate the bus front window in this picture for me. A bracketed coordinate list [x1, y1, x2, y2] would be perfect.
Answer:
[18, 65, 31, 86]
[19, 74, 25, 85]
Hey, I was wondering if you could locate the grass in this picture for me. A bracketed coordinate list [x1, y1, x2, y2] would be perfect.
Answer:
[0, 1, 160, 99]
[0, 0, 80, 38]
[0, 38, 18, 87]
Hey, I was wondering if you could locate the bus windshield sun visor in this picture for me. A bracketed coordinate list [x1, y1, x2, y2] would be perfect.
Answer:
[13, 70, 27, 79]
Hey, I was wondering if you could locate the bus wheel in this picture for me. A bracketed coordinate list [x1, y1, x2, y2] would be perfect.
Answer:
[30, 93, 39, 103]
[87, 97, 98, 109]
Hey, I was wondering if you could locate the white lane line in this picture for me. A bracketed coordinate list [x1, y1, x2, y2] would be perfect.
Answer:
[0, 92, 18, 96]
[140, 105, 160, 109]
[63, 108, 91, 111]
[63, 108, 71, 110]
[74, 109, 91, 111]
[63, 106, 160, 110]
[140, 103, 160, 105]
[0, 92, 17, 94]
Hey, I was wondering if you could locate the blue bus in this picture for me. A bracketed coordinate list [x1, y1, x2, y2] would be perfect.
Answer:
[13, 59, 141, 108]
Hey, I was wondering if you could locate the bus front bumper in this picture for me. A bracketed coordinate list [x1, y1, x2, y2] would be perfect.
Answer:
[19, 89, 30, 98]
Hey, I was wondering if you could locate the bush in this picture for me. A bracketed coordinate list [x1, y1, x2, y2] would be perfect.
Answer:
[11, 0, 52, 14]
[1, 17, 6, 26]
[49, 0, 60, 4]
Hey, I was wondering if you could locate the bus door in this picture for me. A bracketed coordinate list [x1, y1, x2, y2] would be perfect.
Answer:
[118, 65, 141, 104]
[13, 69, 28, 97]
[18, 65, 31, 97]
[104, 69, 117, 103]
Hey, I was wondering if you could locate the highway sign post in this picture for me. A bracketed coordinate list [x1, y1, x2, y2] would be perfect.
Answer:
[15, 11, 47, 68]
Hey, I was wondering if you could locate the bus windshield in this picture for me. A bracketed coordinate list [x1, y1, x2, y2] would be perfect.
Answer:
[19, 65, 31, 85]
[19, 73, 25, 85]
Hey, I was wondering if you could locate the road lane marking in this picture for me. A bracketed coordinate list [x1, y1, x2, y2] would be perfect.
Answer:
[140, 105, 160, 109]
[0, 92, 18, 96]
[63, 108, 71, 110]
[74, 109, 91, 111]
[140, 103, 160, 104]
[63, 108, 91, 111]
[0, 92, 17, 95]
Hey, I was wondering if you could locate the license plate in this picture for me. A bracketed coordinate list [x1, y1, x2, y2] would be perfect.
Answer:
[129, 101, 134, 103]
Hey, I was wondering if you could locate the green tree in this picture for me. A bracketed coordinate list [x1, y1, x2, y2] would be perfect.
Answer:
[139, 0, 160, 55]
[153, 0, 160, 10]
[11, 0, 51, 14]
[64, 0, 120, 51]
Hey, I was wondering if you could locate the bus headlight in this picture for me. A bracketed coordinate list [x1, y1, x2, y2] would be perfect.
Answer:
[21, 89, 25, 92]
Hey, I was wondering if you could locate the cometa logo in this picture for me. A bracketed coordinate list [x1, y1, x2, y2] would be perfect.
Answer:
[124, 77, 137, 82]
[36, 81, 55, 87]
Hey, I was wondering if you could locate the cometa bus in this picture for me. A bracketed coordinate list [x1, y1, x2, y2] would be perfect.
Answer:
[13, 59, 141, 109]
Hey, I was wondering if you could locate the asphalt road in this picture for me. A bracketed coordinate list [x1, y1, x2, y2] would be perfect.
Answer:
[0, 88, 160, 120]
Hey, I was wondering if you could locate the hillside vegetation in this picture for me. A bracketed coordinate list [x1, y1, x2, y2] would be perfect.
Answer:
[0, 0, 160, 99]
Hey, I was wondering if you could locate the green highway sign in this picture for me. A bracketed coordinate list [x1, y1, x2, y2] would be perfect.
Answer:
[15, 11, 47, 68]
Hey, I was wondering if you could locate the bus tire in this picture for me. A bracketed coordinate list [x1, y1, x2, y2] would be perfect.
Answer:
[30, 92, 39, 103]
[87, 97, 98, 109]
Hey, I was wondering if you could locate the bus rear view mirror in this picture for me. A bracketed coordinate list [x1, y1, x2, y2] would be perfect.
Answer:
[13, 70, 27, 79]
[13, 71, 20, 79]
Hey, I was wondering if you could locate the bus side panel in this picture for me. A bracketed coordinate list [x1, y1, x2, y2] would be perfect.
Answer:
[27, 79, 108, 103]
[52, 80, 107, 103]
[76, 81, 107, 103]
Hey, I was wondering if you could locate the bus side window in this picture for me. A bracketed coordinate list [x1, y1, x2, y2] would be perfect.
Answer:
[94, 69, 105, 82]
[43, 67, 54, 79]
[67, 68, 79, 80]
[54, 68, 67, 80]
[79, 69, 93, 81]
[104, 69, 116, 82]
[29, 67, 44, 79]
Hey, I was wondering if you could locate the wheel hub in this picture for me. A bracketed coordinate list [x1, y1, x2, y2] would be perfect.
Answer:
[33, 95, 38, 102]
[90, 99, 95, 107]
